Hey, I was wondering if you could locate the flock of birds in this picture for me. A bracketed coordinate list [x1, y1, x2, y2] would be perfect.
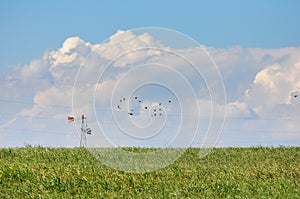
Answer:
[116, 96, 172, 117]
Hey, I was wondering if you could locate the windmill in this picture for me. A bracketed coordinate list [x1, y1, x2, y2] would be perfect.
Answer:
[67, 114, 92, 147]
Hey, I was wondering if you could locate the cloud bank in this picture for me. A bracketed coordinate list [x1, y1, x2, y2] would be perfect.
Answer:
[1, 29, 300, 147]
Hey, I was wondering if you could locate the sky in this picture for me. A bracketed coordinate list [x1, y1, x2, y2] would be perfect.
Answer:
[0, 1, 300, 148]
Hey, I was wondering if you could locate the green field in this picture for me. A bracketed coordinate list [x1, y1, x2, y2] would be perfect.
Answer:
[0, 147, 299, 198]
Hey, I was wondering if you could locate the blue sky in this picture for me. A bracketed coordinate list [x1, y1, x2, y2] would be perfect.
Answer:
[0, 1, 300, 148]
[1, 0, 300, 67]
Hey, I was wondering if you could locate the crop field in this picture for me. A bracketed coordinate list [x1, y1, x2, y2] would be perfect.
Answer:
[0, 147, 299, 198]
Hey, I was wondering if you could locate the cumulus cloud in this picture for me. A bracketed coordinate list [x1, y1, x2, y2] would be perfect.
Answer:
[21, 54, 50, 80]
[244, 61, 300, 116]
[49, 36, 91, 67]
[19, 86, 73, 118]
[93, 30, 164, 67]
[1, 29, 300, 147]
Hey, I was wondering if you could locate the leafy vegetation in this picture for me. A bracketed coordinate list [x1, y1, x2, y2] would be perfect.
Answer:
[0, 147, 299, 198]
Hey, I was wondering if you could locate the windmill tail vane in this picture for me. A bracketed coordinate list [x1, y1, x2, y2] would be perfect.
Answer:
[67, 116, 75, 122]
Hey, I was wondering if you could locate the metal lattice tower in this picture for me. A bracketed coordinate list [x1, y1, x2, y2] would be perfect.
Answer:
[80, 115, 86, 147]
[67, 114, 92, 147]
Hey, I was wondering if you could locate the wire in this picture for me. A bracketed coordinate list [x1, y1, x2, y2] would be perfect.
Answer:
[0, 111, 299, 124]
[0, 99, 71, 109]
[91, 120, 300, 134]
[0, 97, 299, 125]
[221, 129, 300, 134]
[0, 127, 74, 135]
[0, 114, 73, 121]
[0, 121, 299, 137]
[0, 75, 102, 87]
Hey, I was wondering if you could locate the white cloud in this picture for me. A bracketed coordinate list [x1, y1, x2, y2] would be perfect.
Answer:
[21, 53, 50, 80]
[244, 61, 300, 116]
[1, 29, 300, 147]
[19, 86, 73, 118]
[49, 36, 91, 67]
[92, 30, 164, 67]
[226, 101, 254, 118]
[0, 117, 17, 129]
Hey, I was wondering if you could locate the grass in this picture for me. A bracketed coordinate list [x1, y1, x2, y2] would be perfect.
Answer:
[0, 147, 299, 198]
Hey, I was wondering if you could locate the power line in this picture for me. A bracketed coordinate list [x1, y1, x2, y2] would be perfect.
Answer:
[0, 97, 299, 122]
[93, 121, 300, 134]
[221, 128, 300, 134]
[0, 99, 71, 109]
[0, 115, 65, 121]
[0, 98, 111, 112]
[0, 122, 299, 136]
[0, 127, 74, 135]
[0, 75, 102, 86]
[0, 110, 299, 123]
